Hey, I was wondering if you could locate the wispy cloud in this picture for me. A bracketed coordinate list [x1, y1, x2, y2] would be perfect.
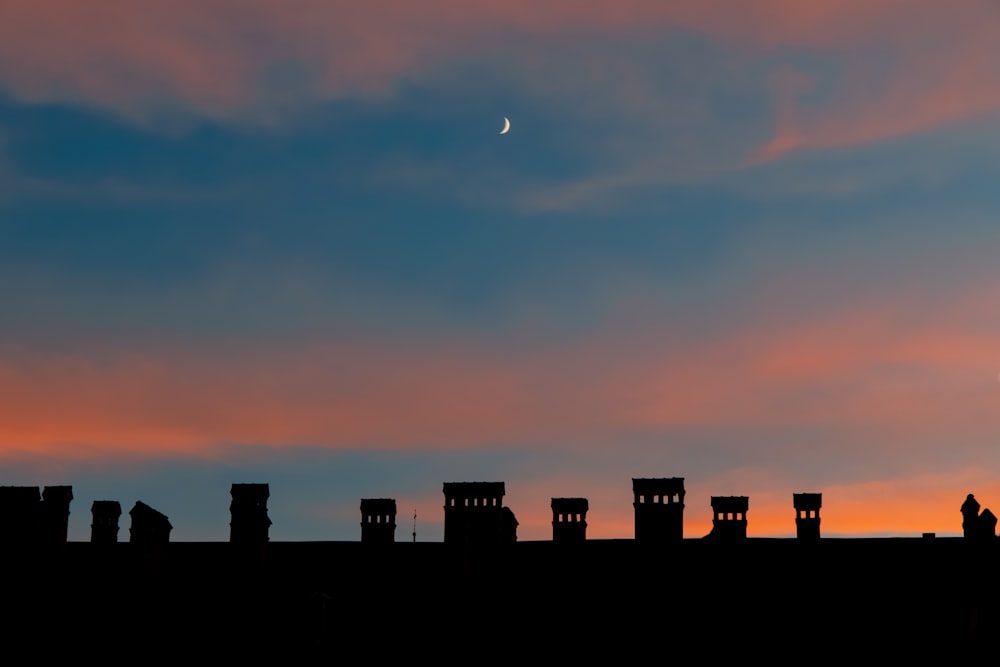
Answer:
[2, 271, 997, 460]
[2, 1, 997, 158]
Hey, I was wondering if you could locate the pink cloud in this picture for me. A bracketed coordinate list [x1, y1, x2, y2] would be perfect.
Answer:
[1, 276, 997, 459]
[753, 13, 1000, 161]
[1, 1, 996, 154]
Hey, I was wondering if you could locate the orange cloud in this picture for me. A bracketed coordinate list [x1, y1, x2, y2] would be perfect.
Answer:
[1, 1, 996, 155]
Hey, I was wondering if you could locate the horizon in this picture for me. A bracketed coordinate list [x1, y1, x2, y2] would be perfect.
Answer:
[2, 477, 984, 542]
[1, 2, 999, 544]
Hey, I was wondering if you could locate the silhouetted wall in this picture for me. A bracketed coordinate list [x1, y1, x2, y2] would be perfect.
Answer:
[709, 496, 748, 540]
[0, 486, 41, 546]
[443, 482, 516, 545]
[0, 485, 73, 547]
[980, 509, 997, 538]
[230, 483, 271, 545]
[360, 498, 397, 544]
[632, 478, 685, 543]
[793, 493, 822, 540]
[40, 485, 73, 545]
[91, 500, 122, 544]
[501, 507, 518, 543]
[130, 501, 172, 545]
[551, 498, 588, 543]
[961, 493, 996, 540]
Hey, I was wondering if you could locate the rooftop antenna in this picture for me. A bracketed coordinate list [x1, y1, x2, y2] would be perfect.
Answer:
[412, 509, 417, 543]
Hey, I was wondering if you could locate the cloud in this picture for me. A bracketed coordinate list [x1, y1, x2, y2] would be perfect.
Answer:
[1, 271, 997, 460]
[1, 0, 997, 158]
[752, 16, 1000, 161]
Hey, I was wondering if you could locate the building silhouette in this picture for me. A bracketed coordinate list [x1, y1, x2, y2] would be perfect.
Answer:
[709, 496, 748, 540]
[129, 501, 172, 545]
[794, 493, 822, 540]
[91, 500, 122, 544]
[360, 498, 397, 544]
[2, 478, 1000, 656]
[551, 497, 588, 543]
[981, 509, 998, 538]
[230, 483, 271, 545]
[961, 493, 996, 540]
[0, 485, 73, 546]
[961, 493, 980, 537]
[443, 481, 517, 545]
[40, 485, 73, 545]
[0, 486, 41, 545]
[632, 477, 685, 543]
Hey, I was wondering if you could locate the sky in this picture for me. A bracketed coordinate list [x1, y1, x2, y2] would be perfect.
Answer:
[1, 1, 999, 542]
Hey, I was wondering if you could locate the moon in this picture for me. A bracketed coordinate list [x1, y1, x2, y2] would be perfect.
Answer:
[500, 117, 510, 135]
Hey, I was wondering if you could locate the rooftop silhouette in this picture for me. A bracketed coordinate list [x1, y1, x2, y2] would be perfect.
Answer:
[1, 477, 995, 545]
[551, 497, 588, 543]
[1, 478, 997, 656]
[632, 477, 685, 543]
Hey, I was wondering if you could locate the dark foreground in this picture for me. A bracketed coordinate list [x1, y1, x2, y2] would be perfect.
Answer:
[3, 537, 996, 658]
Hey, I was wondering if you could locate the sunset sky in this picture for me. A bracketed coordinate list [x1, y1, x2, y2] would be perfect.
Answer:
[2, 1, 999, 542]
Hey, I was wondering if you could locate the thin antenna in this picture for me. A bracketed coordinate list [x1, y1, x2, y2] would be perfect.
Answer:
[412, 509, 417, 543]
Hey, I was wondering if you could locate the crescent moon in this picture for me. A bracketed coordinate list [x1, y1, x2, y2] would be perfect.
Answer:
[500, 117, 510, 135]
